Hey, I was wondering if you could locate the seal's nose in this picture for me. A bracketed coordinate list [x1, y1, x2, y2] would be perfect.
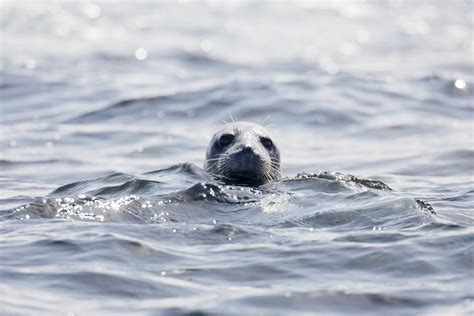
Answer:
[238, 146, 257, 170]
[242, 146, 253, 154]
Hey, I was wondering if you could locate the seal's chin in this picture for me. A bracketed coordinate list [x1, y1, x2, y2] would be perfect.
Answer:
[225, 171, 266, 186]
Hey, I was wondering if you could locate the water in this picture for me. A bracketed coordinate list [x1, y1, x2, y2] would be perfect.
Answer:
[1, 1, 473, 315]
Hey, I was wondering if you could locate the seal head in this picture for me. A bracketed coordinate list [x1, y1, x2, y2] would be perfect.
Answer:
[204, 122, 281, 186]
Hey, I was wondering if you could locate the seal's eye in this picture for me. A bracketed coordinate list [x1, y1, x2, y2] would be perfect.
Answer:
[260, 137, 273, 150]
[218, 134, 234, 147]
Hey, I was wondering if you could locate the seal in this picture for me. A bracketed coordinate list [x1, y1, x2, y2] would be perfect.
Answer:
[204, 122, 281, 186]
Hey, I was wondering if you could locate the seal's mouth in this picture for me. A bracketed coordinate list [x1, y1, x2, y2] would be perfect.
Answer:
[228, 171, 260, 181]
[225, 171, 265, 186]
[217, 149, 269, 186]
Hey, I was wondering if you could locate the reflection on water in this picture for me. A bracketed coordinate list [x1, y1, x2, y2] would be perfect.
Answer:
[1, 1, 473, 315]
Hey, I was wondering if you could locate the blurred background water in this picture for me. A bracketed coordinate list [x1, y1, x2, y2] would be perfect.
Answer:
[0, 1, 473, 315]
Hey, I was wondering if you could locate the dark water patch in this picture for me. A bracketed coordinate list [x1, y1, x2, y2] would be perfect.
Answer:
[354, 122, 441, 139]
[144, 163, 207, 179]
[209, 223, 248, 235]
[417, 230, 474, 253]
[239, 289, 427, 315]
[50, 271, 176, 299]
[66, 80, 273, 124]
[189, 261, 300, 285]
[79, 232, 186, 262]
[414, 222, 467, 232]
[51, 172, 135, 196]
[0, 238, 84, 270]
[161, 309, 214, 316]
[344, 248, 440, 277]
[436, 149, 474, 161]
[285, 197, 429, 230]
[0, 195, 36, 210]
[260, 58, 322, 74]
[172, 50, 232, 68]
[303, 107, 360, 126]
[66, 95, 175, 124]
[62, 129, 159, 144]
[395, 157, 474, 177]
[0, 158, 84, 166]
[90, 179, 164, 197]
[283, 176, 352, 193]
[333, 232, 416, 244]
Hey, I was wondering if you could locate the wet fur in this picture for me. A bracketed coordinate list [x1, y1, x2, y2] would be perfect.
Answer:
[204, 122, 281, 185]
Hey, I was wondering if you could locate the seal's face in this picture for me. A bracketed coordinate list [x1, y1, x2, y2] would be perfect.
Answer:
[204, 122, 281, 186]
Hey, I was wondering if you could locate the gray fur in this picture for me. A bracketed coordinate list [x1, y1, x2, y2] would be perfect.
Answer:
[204, 122, 281, 185]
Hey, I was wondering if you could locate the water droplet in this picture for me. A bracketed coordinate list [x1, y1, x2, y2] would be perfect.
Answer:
[160, 271, 167, 276]
[454, 79, 466, 90]
[309, 227, 314, 232]
[134, 48, 148, 61]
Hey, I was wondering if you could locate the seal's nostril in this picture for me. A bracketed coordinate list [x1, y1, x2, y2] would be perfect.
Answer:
[242, 146, 253, 154]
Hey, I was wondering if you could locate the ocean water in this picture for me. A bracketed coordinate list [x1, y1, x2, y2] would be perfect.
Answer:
[1, 1, 473, 315]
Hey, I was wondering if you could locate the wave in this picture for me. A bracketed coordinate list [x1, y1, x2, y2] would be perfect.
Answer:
[2, 164, 438, 232]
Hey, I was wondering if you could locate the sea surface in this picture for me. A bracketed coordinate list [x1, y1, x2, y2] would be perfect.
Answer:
[1, 1, 473, 315]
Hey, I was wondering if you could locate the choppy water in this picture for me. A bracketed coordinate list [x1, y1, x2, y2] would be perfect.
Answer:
[1, 1, 473, 315]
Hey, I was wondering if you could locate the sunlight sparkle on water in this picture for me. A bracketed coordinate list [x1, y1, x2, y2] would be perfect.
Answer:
[200, 39, 213, 52]
[326, 63, 339, 75]
[134, 48, 148, 61]
[24, 59, 37, 70]
[454, 79, 466, 90]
